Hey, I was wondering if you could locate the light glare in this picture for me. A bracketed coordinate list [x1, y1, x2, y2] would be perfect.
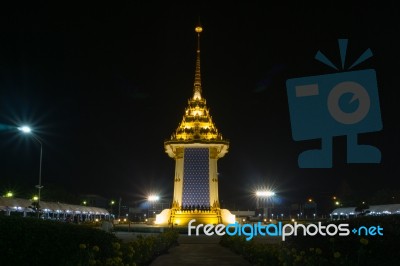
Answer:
[148, 195, 160, 201]
[256, 191, 275, 197]
[18, 126, 32, 133]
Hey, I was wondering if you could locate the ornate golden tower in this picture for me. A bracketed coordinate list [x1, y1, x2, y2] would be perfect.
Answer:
[155, 26, 235, 226]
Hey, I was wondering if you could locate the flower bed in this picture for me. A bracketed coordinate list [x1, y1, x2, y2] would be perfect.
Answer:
[0, 216, 179, 266]
[220, 215, 400, 265]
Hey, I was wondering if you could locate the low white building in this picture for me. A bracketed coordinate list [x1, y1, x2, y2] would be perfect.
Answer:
[331, 204, 400, 219]
[0, 197, 111, 221]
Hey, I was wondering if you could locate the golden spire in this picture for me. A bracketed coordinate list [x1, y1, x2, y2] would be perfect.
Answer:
[164, 24, 229, 147]
[193, 25, 203, 100]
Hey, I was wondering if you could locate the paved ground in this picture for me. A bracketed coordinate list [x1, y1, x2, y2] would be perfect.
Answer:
[149, 235, 252, 266]
[114, 232, 252, 265]
[113, 224, 281, 265]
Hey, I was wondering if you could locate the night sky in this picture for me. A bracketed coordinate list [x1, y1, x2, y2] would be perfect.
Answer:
[1, 2, 399, 210]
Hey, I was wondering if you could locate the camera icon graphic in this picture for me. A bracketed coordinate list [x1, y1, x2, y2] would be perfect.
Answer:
[286, 39, 382, 168]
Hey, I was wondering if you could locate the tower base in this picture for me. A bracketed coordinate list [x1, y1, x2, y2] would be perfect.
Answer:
[155, 208, 235, 226]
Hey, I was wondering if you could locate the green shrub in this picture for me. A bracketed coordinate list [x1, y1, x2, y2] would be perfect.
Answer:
[0, 216, 179, 266]
[220, 215, 400, 266]
[0, 216, 117, 265]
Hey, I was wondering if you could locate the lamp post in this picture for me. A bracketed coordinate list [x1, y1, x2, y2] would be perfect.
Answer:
[118, 197, 122, 219]
[148, 195, 159, 218]
[307, 198, 317, 220]
[110, 200, 115, 214]
[18, 126, 43, 219]
[255, 190, 275, 221]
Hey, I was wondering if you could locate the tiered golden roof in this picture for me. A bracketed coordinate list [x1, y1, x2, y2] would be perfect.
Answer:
[166, 26, 228, 144]
[172, 97, 223, 141]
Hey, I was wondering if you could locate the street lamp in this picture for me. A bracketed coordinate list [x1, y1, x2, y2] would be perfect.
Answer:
[109, 200, 115, 219]
[18, 126, 43, 218]
[255, 190, 275, 220]
[256, 191, 275, 197]
[148, 195, 160, 201]
[148, 195, 159, 218]
[307, 198, 317, 219]
[5, 191, 13, 198]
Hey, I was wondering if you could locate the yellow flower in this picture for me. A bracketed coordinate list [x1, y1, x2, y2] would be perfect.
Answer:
[79, 244, 86, 249]
[92, 245, 100, 252]
[360, 238, 369, 245]
[334, 252, 341, 258]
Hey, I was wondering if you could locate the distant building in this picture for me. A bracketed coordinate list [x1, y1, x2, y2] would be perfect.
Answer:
[0, 197, 110, 221]
[331, 204, 400, 219]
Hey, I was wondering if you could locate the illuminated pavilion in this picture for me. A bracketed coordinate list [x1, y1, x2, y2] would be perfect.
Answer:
[155, 26, 235, 226]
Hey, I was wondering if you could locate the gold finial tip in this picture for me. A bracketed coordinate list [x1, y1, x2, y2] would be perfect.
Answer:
[195, 26, 203, 33]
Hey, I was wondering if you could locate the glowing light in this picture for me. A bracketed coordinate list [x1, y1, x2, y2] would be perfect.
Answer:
[32, 196, 39, 201]
[148, 195, 160, 202]
[335, 201, 340, 205]
[256, 191, 275, 197]
[5, 192, 13, 197]
[308, 198, 313, 202]
[195, 26, 203, 33]
[18, 126, 32, 133]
